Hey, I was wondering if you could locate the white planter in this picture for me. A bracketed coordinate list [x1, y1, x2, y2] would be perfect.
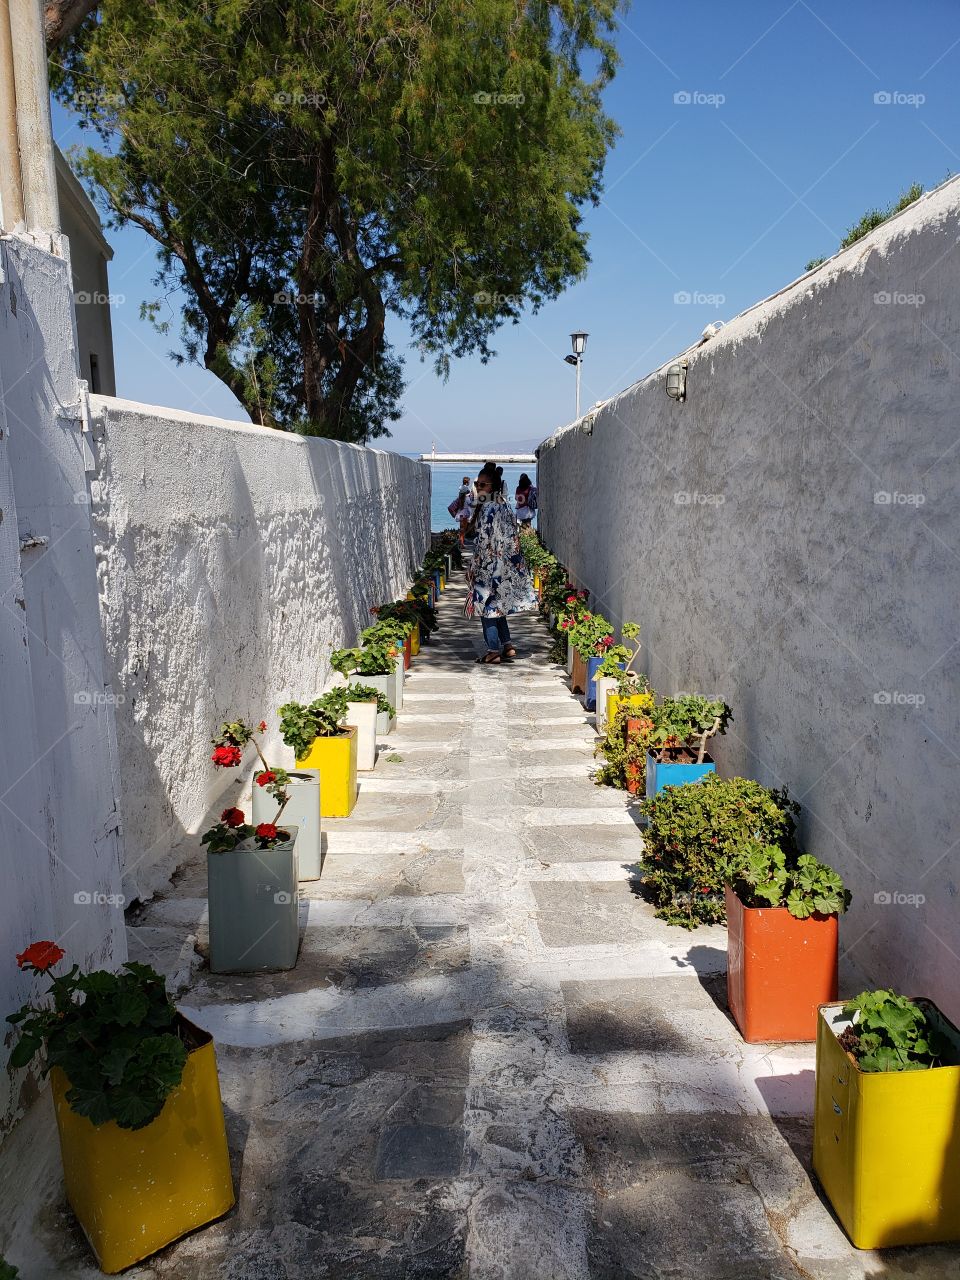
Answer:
[566, 642, 574, 675]
[252, 771, 321, 880]
[594, 676, 618, 733]
[360, 672, 396, 733]
[393, 653, 405, 712]
[345, 699, 377, 770]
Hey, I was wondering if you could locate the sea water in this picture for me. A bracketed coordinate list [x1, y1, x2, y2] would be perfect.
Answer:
[401, 458, 538, 532]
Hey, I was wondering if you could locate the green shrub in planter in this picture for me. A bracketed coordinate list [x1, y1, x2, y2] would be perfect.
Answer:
[638, 774, 799, 927]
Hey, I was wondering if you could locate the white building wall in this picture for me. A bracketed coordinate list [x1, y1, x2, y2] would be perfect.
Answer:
[88, 396, 430, 899]
[538, 177, 960, 1020]
[0, 237, 125, 1137]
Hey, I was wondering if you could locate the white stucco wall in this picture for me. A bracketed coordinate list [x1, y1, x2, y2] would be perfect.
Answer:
[88, 397, 430, 899]
[538, 177, 960, 1019]
[0, 236, 125, 1136]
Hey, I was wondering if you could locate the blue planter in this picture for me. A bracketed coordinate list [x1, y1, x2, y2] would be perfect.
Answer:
[645, 751, 716, 800]
[585, 659, 623, 711]
[432, 570, 441, 595]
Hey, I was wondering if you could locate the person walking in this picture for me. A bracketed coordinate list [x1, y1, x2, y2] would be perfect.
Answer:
[465, 463, 537, 664]
[514, 472, 538, 528]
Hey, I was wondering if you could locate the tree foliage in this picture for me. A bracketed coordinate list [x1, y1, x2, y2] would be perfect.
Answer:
[51, 0, 622, 440]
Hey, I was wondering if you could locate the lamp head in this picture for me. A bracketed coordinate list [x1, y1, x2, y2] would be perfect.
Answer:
[570, 331, 588, 356]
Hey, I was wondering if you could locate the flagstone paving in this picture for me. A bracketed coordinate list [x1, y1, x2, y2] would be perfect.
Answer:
[3, 571, 960, 1278]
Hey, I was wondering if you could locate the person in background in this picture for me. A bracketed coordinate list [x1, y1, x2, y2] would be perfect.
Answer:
[515, 472, 538, 527]
[448, 475, 474, 541]
[465, 462, 537, 664]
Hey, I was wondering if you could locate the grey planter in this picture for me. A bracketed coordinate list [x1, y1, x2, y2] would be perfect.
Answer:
[252, 769, 321, 880]
[393, 653, 405, 712]
[208, 826, 300, 973]
[363, 671, 397, 733]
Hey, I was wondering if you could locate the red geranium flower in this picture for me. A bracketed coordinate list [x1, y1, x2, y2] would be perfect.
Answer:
[211, 744, 242, 768]
[258, 720, 267, 733]
[565, 594, 577, 604]
[221, 807, 245, 828]
[255, 822, 278, 840]
[256, 770, 276, 787]
[17, 941, 65, 972]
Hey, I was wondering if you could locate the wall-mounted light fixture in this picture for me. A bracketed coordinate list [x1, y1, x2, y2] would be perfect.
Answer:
[665, 360, 688, 402]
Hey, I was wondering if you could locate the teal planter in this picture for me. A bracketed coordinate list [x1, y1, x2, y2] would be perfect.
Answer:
[208, 826, 300, 973]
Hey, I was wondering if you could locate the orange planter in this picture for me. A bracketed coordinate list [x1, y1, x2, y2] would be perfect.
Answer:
[625, 763, 643, 795]
[625, 715, 654, 743]
[725, 885, 838, 1042]
[571, 648, 587, 694]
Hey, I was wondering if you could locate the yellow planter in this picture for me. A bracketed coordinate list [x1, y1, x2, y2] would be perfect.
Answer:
[606, 690, 654, 725]
[296, 725, 358, 817]
[439, 573, 446, 591]
[51, 1018, 234, 1274]
[410, 623, 421, 657]
[813, 1000, 960, 1248]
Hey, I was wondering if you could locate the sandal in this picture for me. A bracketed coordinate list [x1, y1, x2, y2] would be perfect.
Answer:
[502, 646, 517, 659]
[476, 652, 501, 664]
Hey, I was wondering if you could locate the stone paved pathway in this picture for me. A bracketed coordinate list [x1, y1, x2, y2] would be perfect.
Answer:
[4, 569, 960, 1278]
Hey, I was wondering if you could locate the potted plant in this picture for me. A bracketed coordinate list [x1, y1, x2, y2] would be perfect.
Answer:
[595, 622, 643, 729]
[204, 719, 302, 968]
[722, 840, 849, 1042]
[359, 620, 407, 711]
[639, 774, 799, 927]
[250, 762, 322, 881]
[332, 642, 398, 732]
[644, 694, 731, 798]
[593, 696, 654, 793]
[215, 716, 321, 882]
[813, 991, 960, 1248]
[344, 681, 395, 770]
[279, 691, 359, 817]
[566, 610, 612, 696]
[7, 944, 234, 1273]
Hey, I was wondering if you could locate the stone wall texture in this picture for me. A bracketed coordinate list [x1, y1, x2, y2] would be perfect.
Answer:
[538, 177, 960, 1018]
[1, 239, 126, 1137]
[89, 396, 430, 900]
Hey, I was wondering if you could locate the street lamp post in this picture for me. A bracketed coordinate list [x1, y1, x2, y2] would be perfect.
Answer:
[564, 331, 589, 419]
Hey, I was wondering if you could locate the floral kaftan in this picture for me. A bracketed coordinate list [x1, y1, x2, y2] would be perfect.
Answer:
[465, 497, 538, 619]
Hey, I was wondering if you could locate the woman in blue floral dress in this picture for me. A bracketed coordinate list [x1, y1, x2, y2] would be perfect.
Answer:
[465, 464, 538, 663]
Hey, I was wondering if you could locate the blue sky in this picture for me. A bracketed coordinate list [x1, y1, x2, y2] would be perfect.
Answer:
[52, 0, 960, 453]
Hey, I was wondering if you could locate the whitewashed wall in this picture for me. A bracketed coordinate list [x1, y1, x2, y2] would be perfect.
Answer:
[88, 397, 430, 900]
[539, 178, 960, 1019]
[0, 238, 125, 1137]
